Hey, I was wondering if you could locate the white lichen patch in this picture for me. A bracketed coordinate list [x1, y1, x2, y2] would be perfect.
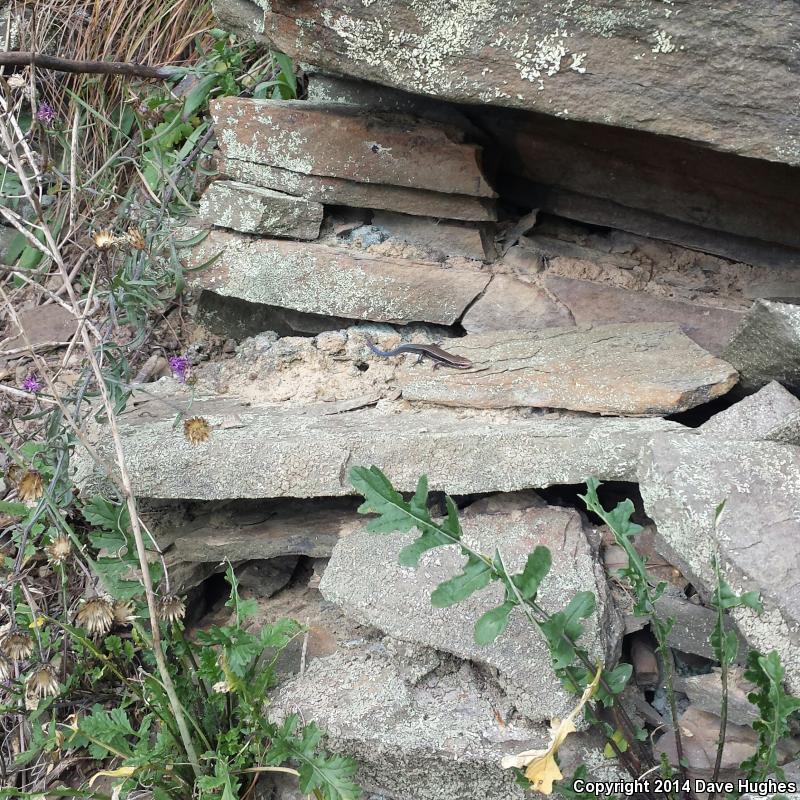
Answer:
[569, 52, 587, 73]
[321, 0, 497, 95]
[651, 29, 676, 54]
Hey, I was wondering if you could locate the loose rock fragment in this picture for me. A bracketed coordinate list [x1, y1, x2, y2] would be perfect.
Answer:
[723, 299, 800, 390]
[199, 180, 323, 239]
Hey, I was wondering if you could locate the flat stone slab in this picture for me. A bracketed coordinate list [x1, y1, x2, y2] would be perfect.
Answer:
[701, 381, 800, 442]
[211, 98, 496, 196]
[462, 275, 574, 334]
[154, 504, 360, 591]
[218, 158, 498, 221]
[214, 0, 800, 168]
[372, 210, 489, 261]
[199, 180, 323, 238]
[402, 325, 738, 416]
[269, 643, 616, 800]
[542, 276, 745, 356]
[723, 300, 800, 391]
[639, 434, 800, 695]
[680, 668, 758, 727]
[76, 394, 686, 499]
[1, 303, 79, 354]
[185, 227, 490, 325]
[320, 504, 621, 721]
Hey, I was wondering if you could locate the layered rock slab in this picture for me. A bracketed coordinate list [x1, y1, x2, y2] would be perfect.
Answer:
[211, 97, 495, 196]
[217, 158, 498, 221]
[402, 325, 738, 415]
[76, 395, 686, 500]
[320, 504, 621, 721]
[198, 180, 323, 238]
[212, 0, 800, 167]
[541, 276, 744, 356]
[184, 227, 490, 325]
[269, 643, 618, 800]
[639, 434, 800, 693]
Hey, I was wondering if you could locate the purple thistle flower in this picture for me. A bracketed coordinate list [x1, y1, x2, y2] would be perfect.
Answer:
[169, 355, 190, 383]
[22, 374, 42, 393]
[36, 103, 57, 127]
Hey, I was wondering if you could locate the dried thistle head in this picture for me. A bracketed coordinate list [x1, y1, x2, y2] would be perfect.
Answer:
[0, 654, 11, 681]
[125, 227, 146, 250]
[17, 470, 44, 503]
[26, 664, 59, 698]
[1, 630, 34, 661]
[92, 229, 118, 251]
[75, 596, 114, 637]
[46, 535, 72, 564]
[112, 601, 134, 627]
[157, 594, 186, 624]
[183, 416, 211, 445]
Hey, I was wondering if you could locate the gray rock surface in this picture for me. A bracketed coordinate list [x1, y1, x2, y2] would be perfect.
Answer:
[217, 157, 498, 221]
[269, 642, 621, 800]
[639, 434, 800, 693]
[185, 227, 490, 325]
[723, 300, 800, 391]
[461, 275, 574, 334]
[211, 98, 495, 196]
[680, 668, 758, 727]
[157, 504, 358, 565]
[622, 594, 747, 663]
[542, 276, 744, 356]
[199, 180, 323, 238]
[402, 325, 738, 416]
[765, 410, 800, 447]
[212, 0, 800, 167]
[320, 505, 621, 721]
[76, 394, 687, 499]
[236, 556, 299, 598]
[700, 381, 800, 442]
[372, 210, 489, 261]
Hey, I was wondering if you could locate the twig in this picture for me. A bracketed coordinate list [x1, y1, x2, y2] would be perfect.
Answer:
[0, 383, 57, 404]
[0, 52, 183, 80]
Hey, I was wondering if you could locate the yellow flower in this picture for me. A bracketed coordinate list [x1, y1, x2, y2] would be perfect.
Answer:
[183, 416, 211, 444]
[501, 664, 602, 795]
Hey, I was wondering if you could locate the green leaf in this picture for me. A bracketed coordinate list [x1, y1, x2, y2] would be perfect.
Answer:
[180, 73, 219, 121]
[82, 495, 130, 534]
[430, 555, 491, 607]
[513, 546, 552, 600]
[540, 592, 596, 669]
[474, 601, 515, 645]
[0, 499, 28, 516]
[350, 466, 426, 535]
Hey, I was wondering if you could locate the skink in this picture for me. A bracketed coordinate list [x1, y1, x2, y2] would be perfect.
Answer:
[365, 337, 473, 369]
